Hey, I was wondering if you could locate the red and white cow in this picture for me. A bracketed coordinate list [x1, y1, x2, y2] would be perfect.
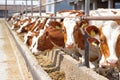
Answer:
[31, 20, 64, 55]
[16, 17, 37, 33]
[86, 21, 120, 68]
[24, 13, 54, 48]
[85, 9, 120, 68]
[58, 10, 99, 68]
[11, 16, 32, 30]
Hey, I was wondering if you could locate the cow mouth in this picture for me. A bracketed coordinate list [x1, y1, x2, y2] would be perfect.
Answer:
[100, 61, 117, 69]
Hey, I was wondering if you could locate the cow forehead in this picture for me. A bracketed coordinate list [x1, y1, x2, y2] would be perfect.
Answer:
[102, 21, 120, 40]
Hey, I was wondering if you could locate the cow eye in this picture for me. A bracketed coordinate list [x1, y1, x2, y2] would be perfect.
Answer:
[62, 29, 65, 32]
[100, 39, 105, 44]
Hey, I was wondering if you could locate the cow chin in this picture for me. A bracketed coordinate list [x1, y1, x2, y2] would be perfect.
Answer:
[32, 51, 41, 56]
[31, 48, 41, 56]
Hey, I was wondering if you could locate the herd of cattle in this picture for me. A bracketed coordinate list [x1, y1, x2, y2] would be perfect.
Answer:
[7, 9, 120, 77]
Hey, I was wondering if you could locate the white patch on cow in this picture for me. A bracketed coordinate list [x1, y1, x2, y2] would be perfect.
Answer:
[63, 17, 76, 47]
[24, 31, 32, 44]
[11, 21, 17, 29]
[29, 36, 37, 50]
[31, 30, 45, 55]
[89, 9, 115, 28]
[102, 21, 120, 64]
[99, 54, 106, 67]
[17, 21, 29, 33]
[31, 18, 36, 23]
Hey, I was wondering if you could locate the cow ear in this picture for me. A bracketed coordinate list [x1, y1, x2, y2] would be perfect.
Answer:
[87, 37, 99, 47]
[85, 25, 99, 37]
[77, 20, 88, 29]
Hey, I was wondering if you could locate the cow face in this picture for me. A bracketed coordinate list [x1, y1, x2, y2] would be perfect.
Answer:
[62, 17, 88, 49]
[31, 21, 64, 55]
[11, 19, 21, 30]
[86, 21, 120, 68]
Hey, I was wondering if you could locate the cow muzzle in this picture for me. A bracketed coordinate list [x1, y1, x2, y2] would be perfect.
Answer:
[65, 43, 74, 49]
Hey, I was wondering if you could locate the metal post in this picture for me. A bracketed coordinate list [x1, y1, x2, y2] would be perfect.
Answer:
[84, 0, 90, 68]
[39, 0, 42, 16]
[108, 0, 113, 8]
[54, 0, 56, 16]
[13, 0, 15, 12]
[31, 0, 33, 17]
[81, 1, 85, 10]
[92, 0, 97, 10]
[5, 0, 7, 19]
[26, 0, 28, 16]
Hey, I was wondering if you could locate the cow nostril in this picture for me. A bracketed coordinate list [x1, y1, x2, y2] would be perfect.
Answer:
[101, 65, 108, 69]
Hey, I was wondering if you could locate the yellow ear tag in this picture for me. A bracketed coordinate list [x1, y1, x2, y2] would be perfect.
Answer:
[91, 30, 96, 37]
[81, 24, 86, 29]
[56, 26, 60, 29]
[91, 42, 97, 46]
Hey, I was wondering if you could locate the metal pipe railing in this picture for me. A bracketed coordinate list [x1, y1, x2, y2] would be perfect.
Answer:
[30, 16, 120, 20]
[83, 16, 120, 20]
[84, 0, 90, 68]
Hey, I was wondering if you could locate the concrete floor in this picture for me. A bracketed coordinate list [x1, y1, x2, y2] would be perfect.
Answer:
[0, 19, 32, 80]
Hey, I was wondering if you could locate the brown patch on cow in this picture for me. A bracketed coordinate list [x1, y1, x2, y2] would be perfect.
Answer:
[99, 27, 110, 59]
[7, 16, 12, 21]
[73, 25, 85, 50]
[115, 34, 120, 58]
[45, 21, 65, 47]
[37, 21, 64, 51]
[37, 33, 54, 51]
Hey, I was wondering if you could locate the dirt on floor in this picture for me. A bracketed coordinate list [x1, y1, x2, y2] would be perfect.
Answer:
[35, 53, 66, 80]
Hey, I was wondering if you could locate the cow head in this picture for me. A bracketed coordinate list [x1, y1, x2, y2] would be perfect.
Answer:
[62, 17, 88, 49]
[85, 21, 120, 68]
[11, 19, 21, 30]
[31, 21, 64, 55]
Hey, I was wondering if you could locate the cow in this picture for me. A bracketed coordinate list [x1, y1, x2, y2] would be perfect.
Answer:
[86, 21, 120, 69]
[57, 10, 99, 69]
[11, 16, 32, 30]
[31, 20, 64, 55]
[86, 9, 120, 69]
[16, 17, 38, 33]
[24, 18, 41, 46]
[24, 13, 54, 47]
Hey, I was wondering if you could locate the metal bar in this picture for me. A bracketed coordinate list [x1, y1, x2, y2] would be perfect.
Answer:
[26, 0, 65, 11]
[31, 0, 33, 17]
[39, 0, 42, 16]
[30, 15, 120, 20]
[92, 0, 97, 10]
[54, 0, 56, 16]
[25, 0, 27, 16]
[5, 0, 7, 19]
[108, 0, 113, 8]
[84, 16, 120, 20]
[41, 0, 65, 7]
[84, 0, 90, 68]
